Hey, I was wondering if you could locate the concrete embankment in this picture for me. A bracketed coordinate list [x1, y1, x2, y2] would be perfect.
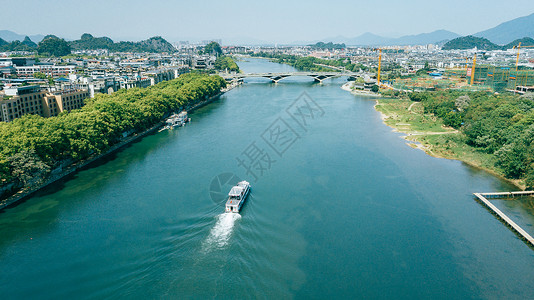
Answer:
[0, 90, 228, 211]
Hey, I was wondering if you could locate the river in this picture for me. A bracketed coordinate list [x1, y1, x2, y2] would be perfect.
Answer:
[1, 58, 534, 299]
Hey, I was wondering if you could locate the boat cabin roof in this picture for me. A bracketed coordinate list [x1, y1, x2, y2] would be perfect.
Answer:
[228, 186, 243, 196]
[226, 199, 239, 206]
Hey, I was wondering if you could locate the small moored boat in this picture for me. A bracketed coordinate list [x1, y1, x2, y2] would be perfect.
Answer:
[165, 111, 189, 128]
[225, 181, 251, 213]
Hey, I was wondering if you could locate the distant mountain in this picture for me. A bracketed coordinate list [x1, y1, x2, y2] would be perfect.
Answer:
[69, 34, 176, 53]
[0, 30, 44, 43]
[345, 32, 392, 46]
[319, 30, 459, 46]
[393, 30, 460, 45]
[474, 13, 534, 45]
[442, 36, 501, 50]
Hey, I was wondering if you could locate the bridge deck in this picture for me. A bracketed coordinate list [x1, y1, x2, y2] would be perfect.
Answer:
[219, 71, 362, 79]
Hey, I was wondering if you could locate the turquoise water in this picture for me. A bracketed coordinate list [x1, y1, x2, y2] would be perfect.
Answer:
[1, 58, 534, 299]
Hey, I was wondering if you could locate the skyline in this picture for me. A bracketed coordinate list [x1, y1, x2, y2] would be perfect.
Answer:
[2, 0, 534, 44]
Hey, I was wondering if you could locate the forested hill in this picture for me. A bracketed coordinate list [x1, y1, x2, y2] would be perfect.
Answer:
[0, 33, 177, 54]
[0, 36, 38, 52]
[443, 36, 534, 50]
[442, 36, 502, 50]
[69, 34, 176, 53]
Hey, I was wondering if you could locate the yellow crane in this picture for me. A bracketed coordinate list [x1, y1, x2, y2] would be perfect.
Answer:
[513, 42, 534, 71]
[377, 48, 382, 86]
[470, 53, 477, 85]
[375, 47, 401, 87]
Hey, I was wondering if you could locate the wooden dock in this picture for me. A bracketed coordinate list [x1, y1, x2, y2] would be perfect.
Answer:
[474, 191, 534, 247]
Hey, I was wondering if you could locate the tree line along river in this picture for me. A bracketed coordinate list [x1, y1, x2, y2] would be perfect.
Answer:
[1, 58, 534, 299]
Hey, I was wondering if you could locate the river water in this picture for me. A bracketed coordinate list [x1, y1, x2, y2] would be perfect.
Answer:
[1, 58, 534, 299]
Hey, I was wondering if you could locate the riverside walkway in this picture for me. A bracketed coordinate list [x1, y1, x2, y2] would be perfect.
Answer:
[474, 191, 534, 247]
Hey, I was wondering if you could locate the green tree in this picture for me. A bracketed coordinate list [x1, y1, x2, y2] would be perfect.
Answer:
[8, 149, 50, 186]
[33, 72, 47, 80]
[203, 42, 222, 56]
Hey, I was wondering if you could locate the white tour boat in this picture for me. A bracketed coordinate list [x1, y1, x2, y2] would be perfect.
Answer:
[225, 181, 251, 213]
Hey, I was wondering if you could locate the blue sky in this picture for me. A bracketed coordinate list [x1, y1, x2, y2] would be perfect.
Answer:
[3, 0, 534, 43]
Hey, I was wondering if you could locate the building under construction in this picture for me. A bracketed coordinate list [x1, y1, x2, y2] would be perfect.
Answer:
[467, 65, 534, 92]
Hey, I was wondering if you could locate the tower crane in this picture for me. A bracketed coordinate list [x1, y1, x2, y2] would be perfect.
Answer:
[470, 53, 477, 85]
[375, 47, 401, 87]
[377, 48, 382, 87]
[513, 42, 534, 71]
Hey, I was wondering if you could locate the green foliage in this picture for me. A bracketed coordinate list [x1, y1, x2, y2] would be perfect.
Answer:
[33, 72, 47, 80]
[69, 33, 113, 50]
[69, 34, 176, 53]
[442, 35, 502, 50]
[503, 37, 534, 50]
[408, 92, 429, 102]
[371, 85, 379, 93]
[495, 143, 527, 178]
[214, 55, 240, 72]
[0, 36, 38, 52]
[414, 90, 534, 185]
[249, 52, 364, 72]
[308, 42, 346, 49]
[0, 155, 11, 183]
[38, 35, 71, 56]
[0, 74, 226, 192]
[7, 149, 50, 186]
[203, 42, 222, 56]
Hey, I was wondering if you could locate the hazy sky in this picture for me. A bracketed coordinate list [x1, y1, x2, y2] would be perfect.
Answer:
[3, 0, 534, 43]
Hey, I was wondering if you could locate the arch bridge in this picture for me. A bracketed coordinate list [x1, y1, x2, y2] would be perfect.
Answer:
[219, 71, 367, 84]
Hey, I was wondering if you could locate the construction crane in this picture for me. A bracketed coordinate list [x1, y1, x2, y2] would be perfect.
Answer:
[470, 53, 477, 85]
[375, 47, 401, 87]
[464, 57, 469, 71]
[377, 48, 382, 87]
[513, 42, 534, 71]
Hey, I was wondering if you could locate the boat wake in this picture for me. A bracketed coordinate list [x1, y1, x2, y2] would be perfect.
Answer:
[202, 213, 241, 252]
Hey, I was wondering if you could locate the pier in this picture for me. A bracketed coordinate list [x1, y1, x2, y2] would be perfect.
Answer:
[473, 191, 534, 247]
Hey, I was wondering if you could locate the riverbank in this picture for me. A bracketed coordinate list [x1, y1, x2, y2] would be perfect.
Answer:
[372, 97, 525, 190]
[0, 89, 227, 211]
[341, 82, 381, 97]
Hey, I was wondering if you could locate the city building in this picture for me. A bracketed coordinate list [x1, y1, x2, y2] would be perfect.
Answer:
[15, 65, 76, 78]
[0, 85, 89, 122]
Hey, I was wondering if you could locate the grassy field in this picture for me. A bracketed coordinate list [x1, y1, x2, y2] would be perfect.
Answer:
[375, 98, 523, 188]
